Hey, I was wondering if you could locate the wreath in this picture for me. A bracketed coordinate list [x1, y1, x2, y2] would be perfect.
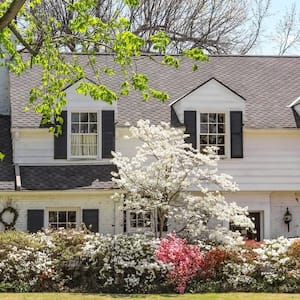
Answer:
[0, 206, 19, 230]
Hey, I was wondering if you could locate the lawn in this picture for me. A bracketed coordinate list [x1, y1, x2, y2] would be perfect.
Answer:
[2, 294, 300, 300]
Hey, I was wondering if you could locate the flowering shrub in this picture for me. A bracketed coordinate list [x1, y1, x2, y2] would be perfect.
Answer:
[156, 233, 204, 293]
[1, 230, 300, 293]
[200, 248, 228, 280]
[83, 234, 169, 293]
[0, 231, 56, 292]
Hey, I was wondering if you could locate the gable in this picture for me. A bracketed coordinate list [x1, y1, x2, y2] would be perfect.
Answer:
[65, 79, 117, 111]
[172, 78, 245, 124]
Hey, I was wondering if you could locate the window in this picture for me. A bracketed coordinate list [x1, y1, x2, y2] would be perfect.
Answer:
[199, 113, 225, 155]
[130, 211, 152, 229]
[71, 112, 98, 158]
[48, 209, 77, 229]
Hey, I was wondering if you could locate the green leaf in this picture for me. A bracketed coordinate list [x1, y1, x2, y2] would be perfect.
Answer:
[162, 55, 179, 68]
[104, 67, 115, 76]
[0, 152, 4, 161]
[120, 81, 130, 96]
[124, 0, 140, 6]
[131, 73, 148, 91]
[150, 32, 171, 53]
[149, 88, 169, 102]
[182, 48, 209, 62]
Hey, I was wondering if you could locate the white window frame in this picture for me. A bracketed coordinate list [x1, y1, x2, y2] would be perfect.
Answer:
[127, 210, 154, 233]
[67, 110, 101, 160]
[196, 110, 230, 157]
[46, 207, 81, 229]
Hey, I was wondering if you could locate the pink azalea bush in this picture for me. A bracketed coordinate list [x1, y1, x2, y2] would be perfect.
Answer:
[156, 233, 204, 293]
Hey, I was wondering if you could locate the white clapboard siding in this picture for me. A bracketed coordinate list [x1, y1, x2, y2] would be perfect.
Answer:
[13, 129, 54, 164]
[0, 191, 122, 234]
[218, 130, 300, 191]
[13, 126, 300, 191]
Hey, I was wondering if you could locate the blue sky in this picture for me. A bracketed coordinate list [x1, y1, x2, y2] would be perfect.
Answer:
[256, 0, 298, 54]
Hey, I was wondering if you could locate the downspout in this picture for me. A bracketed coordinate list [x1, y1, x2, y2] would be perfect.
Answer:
[14, 164, 21, 191]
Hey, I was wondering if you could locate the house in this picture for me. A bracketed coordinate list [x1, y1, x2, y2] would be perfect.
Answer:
[0, 55, 300, 240]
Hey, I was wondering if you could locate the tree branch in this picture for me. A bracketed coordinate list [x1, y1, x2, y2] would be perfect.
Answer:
[8, 23, 38, 56]
[0, 0, 26, 31]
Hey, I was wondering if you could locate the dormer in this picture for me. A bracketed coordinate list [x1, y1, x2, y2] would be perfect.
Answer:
[171, 78, 245, 158]
[54, 79, 116, 160]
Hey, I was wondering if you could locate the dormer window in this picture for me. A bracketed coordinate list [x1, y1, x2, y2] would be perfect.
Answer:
[171, 78, 245, 159]
[54, 110, 115, 160]
[199, 113, 226, 155]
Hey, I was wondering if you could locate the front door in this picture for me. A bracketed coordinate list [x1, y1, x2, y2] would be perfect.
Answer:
[247, 212, 261, 241]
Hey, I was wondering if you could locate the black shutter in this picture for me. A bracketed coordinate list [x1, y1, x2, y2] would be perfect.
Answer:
[54, 111, 67, 159]
[171, 107, 181, 127]
[230, 111, 243, 158]
[184, 111, 196, 148]
[27, 210, 44, 233]
[102, 111, 115, 158]
[82, 209, 99, 232]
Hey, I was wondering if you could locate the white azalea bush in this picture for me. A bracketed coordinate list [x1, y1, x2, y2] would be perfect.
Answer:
[82, 234, 170, 293]
[112, 120, 253, 244]
[0, 231, 57, 292]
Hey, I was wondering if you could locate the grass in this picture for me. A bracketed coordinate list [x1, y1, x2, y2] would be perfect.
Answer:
[2, 294, 300, 300]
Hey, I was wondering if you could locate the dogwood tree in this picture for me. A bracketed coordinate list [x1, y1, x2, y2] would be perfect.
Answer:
[111, 120, 253, 245]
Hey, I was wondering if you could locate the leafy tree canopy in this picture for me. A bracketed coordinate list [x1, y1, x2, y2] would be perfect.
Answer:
[0, 0, 208, 133]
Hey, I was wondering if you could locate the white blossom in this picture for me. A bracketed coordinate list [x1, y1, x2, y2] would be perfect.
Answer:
[111, 120, 253, 244]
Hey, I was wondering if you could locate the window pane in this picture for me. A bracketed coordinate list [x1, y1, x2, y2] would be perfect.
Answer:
[200, 113, 208, 123]
[200, 135, 208, 144]
[58, 211, 67, 222]
[58, 223, 67, 229]
[80, 113, 88, 122]
[209, 114, 216, 123]
[89, 113, 97, 122]
[218, 124, 225, 133]
[72, 124, 79, 133]
[80, 124, 88, 133]
[218, 146, 225, 155]
[209, 135, 216, 144]
[217, 135, 225, 144]
[209, 124, 217, 133]
[71, 144, 82, 156]
[218, 114, 225, 123]
[68, 211, 76, 222]
[200, 124, 208, 133]
[71, 113, 79, 122]
[89, 123, 97, 133]
[200, 146, 206, 153]
[49, 211, 57, 223]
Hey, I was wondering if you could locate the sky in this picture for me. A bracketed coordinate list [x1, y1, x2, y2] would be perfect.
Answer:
[256, 0, 298, 55]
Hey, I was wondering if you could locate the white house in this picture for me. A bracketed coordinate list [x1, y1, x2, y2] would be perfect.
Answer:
[0, 55, 300, 240]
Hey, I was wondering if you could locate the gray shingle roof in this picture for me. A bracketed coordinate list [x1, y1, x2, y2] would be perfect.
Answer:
[10, 55, 300, 129]
[20, 165, 117, 190]
[0, 116, 15, 190]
